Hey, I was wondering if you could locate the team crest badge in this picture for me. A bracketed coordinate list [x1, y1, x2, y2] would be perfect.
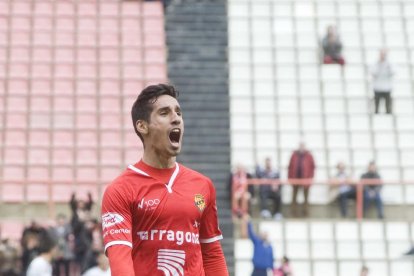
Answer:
[194, 194, 206, 212]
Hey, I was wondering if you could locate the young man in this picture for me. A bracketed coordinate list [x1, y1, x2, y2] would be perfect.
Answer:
[26, 230, 58, 276]
[101, 84, 228, 276]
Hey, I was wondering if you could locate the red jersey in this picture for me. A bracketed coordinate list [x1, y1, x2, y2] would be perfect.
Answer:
[101, 161, 223, 276]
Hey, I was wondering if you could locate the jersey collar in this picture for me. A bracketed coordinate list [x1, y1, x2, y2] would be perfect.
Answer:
[127, 162, 180, 194]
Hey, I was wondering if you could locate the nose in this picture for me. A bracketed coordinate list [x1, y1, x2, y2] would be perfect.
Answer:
[171, 112, 181, 125]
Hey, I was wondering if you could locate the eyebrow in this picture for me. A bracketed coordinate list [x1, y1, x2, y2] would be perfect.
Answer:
[157, 105, 181, 112]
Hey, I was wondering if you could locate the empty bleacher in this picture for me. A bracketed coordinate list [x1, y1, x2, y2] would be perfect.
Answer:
[228, 0, 414, 206]
[228, 0, 414, 275]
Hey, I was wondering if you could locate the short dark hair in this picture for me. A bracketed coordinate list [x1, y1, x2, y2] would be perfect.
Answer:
[37, 229, 57, 254]
[131, 84, 179, 142]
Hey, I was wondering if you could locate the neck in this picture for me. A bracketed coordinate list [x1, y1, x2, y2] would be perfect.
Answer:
[41, 252, 52, 263]
[142, 152, 176, 169]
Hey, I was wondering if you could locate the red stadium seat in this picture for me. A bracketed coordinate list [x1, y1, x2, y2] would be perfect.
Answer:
[52, 149, 73, 166]
[2, 184, 24, 202]
[0, 221, 25, 241]
[143, 2, 163, 17]
[27, 184, 49, 202]
[34, 1, 53, 16]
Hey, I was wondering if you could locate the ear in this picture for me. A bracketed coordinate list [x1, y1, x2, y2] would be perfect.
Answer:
[136, 120, 148, 136]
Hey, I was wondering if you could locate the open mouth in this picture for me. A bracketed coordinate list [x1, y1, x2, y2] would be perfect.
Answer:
[169, 128, 181, 144]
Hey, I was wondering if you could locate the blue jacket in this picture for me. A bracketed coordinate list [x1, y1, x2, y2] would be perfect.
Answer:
[248, 222, 274, 269]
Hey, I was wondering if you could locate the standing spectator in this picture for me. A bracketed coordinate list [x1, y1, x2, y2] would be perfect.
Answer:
[21, 220, 44, 274]
[371, 49, 395, 114]
[70, 192, 94, 273]
[244, 215, 274, 276]
[256, 158, 282, 220]
[231, 164, 251, 218]
[322, 25, 345, 66]
[361, 161, 384, 219]
[51, 213, 74, 276]
[26, 230, 58, 276]
[82, 252, 111, 276]
[288, 142, 316, 217]
[333, 162, 356, 218]
[274, 256, 293, 276]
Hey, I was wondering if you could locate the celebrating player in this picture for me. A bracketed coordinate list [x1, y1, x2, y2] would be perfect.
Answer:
[101, 84, 229, 275]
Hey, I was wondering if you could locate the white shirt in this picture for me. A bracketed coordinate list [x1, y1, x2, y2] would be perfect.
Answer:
[26, 256, 52, 276]
[371, 61, 395, 92]
[82, 267, 111, 276]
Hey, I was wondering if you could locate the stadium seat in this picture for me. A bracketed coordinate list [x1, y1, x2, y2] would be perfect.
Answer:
[0, 221, 25, 241]
[339, 261, 362, 276]
[313, 261, 337, 276]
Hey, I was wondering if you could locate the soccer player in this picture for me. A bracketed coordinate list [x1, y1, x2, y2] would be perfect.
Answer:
[101, 84, 228, 275]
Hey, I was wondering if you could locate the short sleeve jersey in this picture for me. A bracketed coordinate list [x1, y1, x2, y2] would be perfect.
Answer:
[101, 161, 223, 276]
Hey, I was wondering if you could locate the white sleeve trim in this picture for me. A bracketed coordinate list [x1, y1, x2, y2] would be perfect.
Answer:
[199, 235, 223, 243]
[104, 240, 133, 252]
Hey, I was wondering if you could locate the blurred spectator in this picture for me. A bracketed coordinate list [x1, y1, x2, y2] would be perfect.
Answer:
[51, 213, 74, 276]
[371, 49, 395, 114]
[332, 162, 356, 218]
[274, 256, 293, 276]
[256, 158, 282, 220]
[70, 192, 94, 273]
[82, 252, 110, 276]
[231, 165, 252, 218]
[361, 161, 384, 219]
[21, 220, 45, 274]
[81, 218, 105, 271]
[403, 245, 414, 256]
[26, 229, 58, 276]
[244, 215, 274, 276]
[322, 25, 345, 66]
[0, 239, 20, 276]
[360, 265, 369, 276]
[288, 142, 316, 217]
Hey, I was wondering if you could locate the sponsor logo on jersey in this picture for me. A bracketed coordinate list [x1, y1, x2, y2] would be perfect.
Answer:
[137, 229, 200, 245]
[194, 194, 206, 212]
[102, 212, 124, 229]
[193, 220, 200, 228]
[138, 197, 160, 211]
[103, 228, 131, 238]
[157, 249, 185, 276]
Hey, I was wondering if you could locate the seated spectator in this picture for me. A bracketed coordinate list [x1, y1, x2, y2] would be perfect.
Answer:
[361, 161, 384, 219]
[322, 25, 345, 66]
[231, 165, 251, 218]
[256, 158, 282, 220]
[331, 162, 356, 218]
[82, 251, 110, 276]
[274, 256, 293, 276]
[371, 49, 395, 114]
[26, 229, 58, 276]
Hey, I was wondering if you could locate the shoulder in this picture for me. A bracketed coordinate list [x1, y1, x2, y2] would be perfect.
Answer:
[178, 164, 212, 184]
[105, 167, 149, 193]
